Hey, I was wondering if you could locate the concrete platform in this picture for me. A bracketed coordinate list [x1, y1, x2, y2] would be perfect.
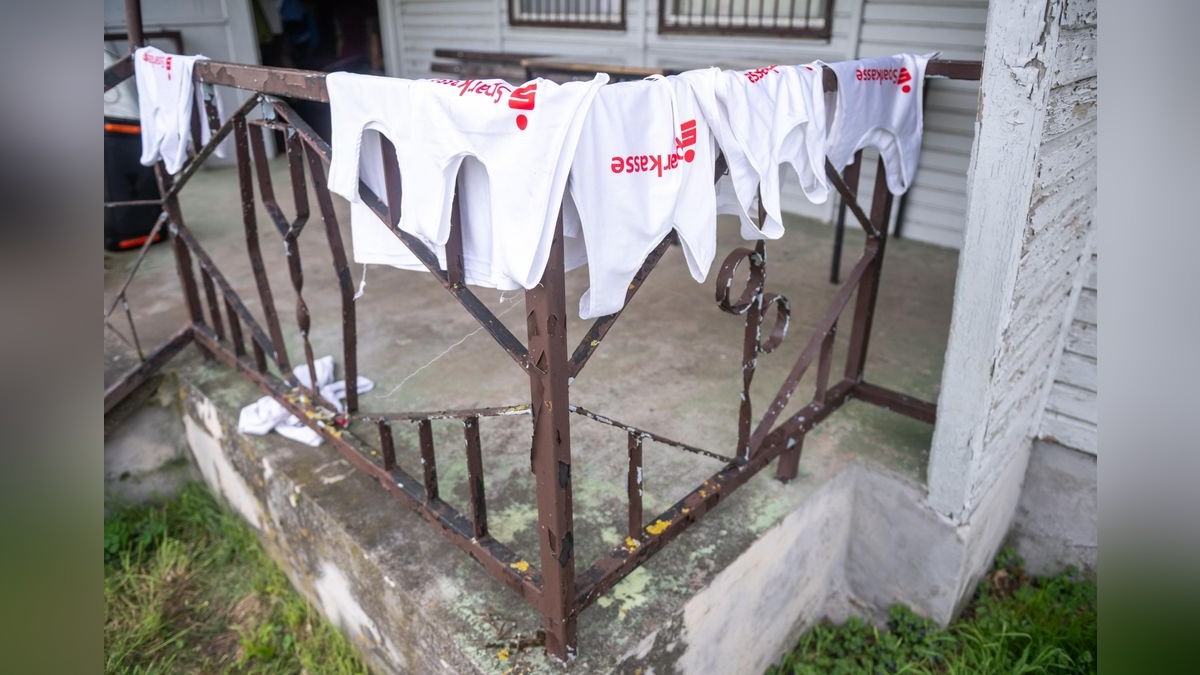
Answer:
[105, 156, 964, 673]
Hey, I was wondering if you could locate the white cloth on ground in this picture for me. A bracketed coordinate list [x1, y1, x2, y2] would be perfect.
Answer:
[133, 46, 225, 174]
[237, 356, 375, 446]
[564, 73, 719, 319]
[326, 72, 608, 290]
[815, 53, 937, 195]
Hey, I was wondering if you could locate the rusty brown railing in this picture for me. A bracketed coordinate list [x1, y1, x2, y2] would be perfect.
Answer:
[103, 12, 980, 660]
[509, 0, 626, 30]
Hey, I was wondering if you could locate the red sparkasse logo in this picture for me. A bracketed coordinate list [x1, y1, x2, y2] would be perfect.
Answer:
[610, 119, 699, 177]
[855, 65, 913, 93]
[743, 65, 779, 83]
[427, 78, 538, 129]
[142, 51, 173, 79]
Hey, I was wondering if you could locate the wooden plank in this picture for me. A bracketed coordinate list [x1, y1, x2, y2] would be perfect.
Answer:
[1039, 411, 1098, 455]
[1044, 77, 1097, 140]
[1055, 350, 1097, 393]
[1075, 288, 1097, 324]
[859, 23, 987, 50]
[1051, 26, 1097, 86]
[1045, 381, 1097, 425]
[862, 4, 987, 27]
[1083, 255, 1097, 290]
[1062, 0, 1098, 29]
[1066, 320, 1097, 358]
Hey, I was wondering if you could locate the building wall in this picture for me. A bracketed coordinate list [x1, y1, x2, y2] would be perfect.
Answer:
[1038, 251, 1097, 454]
[927, 0, 1096, 521]
[382, 0, 985, 247]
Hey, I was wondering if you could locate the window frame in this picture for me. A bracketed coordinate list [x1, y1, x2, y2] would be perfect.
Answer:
[507, 0, 628, 31]
[656, 0, 834, 40]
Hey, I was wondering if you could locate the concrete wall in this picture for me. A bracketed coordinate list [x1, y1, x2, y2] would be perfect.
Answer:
[927, 0, 1096, 527]
[380, 0, 984, 248]
[1009, 439, 1097, 575]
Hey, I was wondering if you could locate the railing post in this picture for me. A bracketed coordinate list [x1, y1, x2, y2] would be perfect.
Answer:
[844, 157, 894, 382]
[524, 212, 577, 661]
[123, 0, 145, 51]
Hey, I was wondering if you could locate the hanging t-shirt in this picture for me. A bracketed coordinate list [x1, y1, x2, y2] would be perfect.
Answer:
[681, 63, 829, 241]
[816, 53, 937, 194]
[564, 73, 719, 319]
[326, 72, 608, 290]
[133, 46, 223, 174]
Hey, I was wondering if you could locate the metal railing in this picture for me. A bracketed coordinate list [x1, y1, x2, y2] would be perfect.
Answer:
[658, 0, 834, 39]
[103, 8, 980, 661]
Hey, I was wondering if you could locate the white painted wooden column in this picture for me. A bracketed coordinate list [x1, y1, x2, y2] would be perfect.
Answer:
[926, 0, 1070, 520]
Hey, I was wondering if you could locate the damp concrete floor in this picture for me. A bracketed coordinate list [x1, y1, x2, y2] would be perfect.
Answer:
[104, 153, 960, 670]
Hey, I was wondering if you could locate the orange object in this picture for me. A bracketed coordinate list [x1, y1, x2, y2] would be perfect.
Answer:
[116, 232, 163, 250]
[104, 122, 141, 135]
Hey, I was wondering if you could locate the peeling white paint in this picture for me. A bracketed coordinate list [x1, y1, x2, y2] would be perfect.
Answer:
[313, 560, 400, 663]
[184, 410, 263, 530]
[262, 457, 274, 482]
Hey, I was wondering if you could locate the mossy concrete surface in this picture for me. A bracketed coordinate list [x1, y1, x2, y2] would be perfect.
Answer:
[105, 156, 962, 673]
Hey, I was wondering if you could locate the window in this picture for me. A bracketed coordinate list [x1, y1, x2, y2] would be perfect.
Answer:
[509, 0, 626, 30]
[658, 0, 833, 39]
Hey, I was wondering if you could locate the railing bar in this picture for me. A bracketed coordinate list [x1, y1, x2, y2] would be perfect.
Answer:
[568, 232, 675, 378]
[814, 323, 836, 403]
[190, 326, 544, 604]
[825, 159, 878, 239]
[627, 432, 643, 539]
[104, 324, 194, 414]
[104, 199, 162, 208]
[569, 404, 736, 464]
[225, 296, 246, 357]
[172, 223, 287, 373]
[200, 268, 227, 341]
[163, 94, 261, 201]
[852, 381, 937, 424]
[299, 140, 359, 412]
[284, 128, 311, 237]
[364, 404, 531, 422]
[233, 116, 293, 374]
[575, 379, 855, 612]
[844, 157, 894, 381]
[464, 416, 488, 539]
[248, 122, 293, 239]
[418, 418, 439, 503]
[104, 317, 139, 355]
[104, 54, 134, 92]
[378, 419, 397, 471]
[749, 248, 877, 447]
[123, 298, 145, 360]
[104, 211, 169, 321]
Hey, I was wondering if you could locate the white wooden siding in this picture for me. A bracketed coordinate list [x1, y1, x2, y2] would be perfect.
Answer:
[385, 0, 985, 246]
[1039, 253, 1098, 454]
[971, 0, 1097, 496]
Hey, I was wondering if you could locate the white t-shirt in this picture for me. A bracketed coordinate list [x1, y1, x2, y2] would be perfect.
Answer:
[564, 73, 719, 319]
[326, 72, 608, 290]
[816, 53, 937, 194]
[683, 63, 829, 241]
[133, 46, 222, 174]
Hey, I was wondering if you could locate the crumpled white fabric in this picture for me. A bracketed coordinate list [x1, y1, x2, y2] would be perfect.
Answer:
[237, 355, 374, 446]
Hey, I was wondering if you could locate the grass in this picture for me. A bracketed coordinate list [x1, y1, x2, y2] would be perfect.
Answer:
[767, 549, 1096, 674]
[104, 482, 367, 674]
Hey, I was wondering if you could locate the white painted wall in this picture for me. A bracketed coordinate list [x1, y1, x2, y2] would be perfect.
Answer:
[380, 0, 984, 247]
[1038, 251, 1097, 454]
[927, 0, 1096, 520]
